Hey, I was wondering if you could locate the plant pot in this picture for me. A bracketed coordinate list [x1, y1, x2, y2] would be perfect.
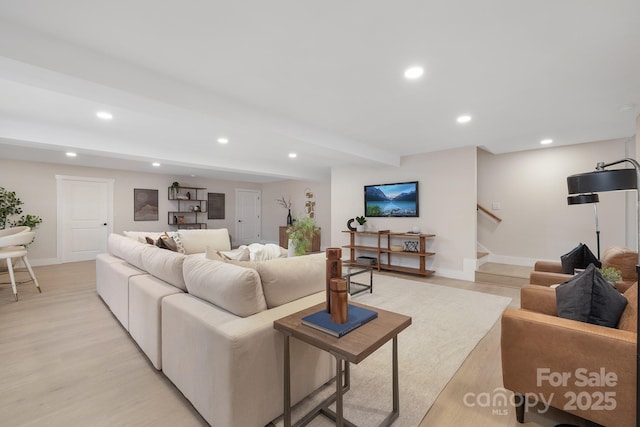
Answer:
[356, 224, 365, 232]
[287, 239, 296, 257]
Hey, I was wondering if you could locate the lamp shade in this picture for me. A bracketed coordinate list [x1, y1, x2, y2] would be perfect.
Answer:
[567, 169, 637, 194]
[567, 193, 599, 205]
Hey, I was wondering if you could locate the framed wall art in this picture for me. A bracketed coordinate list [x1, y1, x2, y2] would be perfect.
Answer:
[134, 188, 159, 221]
[208, 192, 225, 219]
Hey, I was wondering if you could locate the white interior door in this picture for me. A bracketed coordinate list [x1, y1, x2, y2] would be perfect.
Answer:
[235, 189, 261, 245]
[57, 176, 113, 262]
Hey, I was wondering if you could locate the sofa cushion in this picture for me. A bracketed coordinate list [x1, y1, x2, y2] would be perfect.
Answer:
[560, 243, 601, 274]
[108, 233, 146, 270]
[178, 229, 231, 254]
[556, 264, 628, 328]
[617, 282, 638, 332]
[219, 246, 251, 261]
[123, 230, 165, 243]
[253, 253, 326, 309]
[183, 257, 266, 317]
[140, 245, 188, 291]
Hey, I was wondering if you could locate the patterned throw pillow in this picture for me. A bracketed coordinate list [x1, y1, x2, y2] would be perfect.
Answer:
[170, 232, 186, 254]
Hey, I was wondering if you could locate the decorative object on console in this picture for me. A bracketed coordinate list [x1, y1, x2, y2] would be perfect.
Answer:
[404, 241, 419, 252]
[134, 188, 159, 221]
[330, 278, 348, 324]
[567, 157, 640, 425]
[347, 218, 356, 231]
[411, 225, 421, 234]
[276, 195, 293, 225]
[325, 248, 342, 313]
[355, 215, 366, 232]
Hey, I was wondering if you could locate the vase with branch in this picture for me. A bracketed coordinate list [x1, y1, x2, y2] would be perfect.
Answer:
[276, 195, 293, 225]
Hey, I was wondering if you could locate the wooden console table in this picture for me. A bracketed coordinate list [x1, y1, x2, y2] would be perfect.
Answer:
[342, 230, 435, 276]
[274, 302, 412, 427]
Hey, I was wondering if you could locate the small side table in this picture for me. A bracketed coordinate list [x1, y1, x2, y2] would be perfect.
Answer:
[342, 263, 373, 296]
[274, 302, 411, 427]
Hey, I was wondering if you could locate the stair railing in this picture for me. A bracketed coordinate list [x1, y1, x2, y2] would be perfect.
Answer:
[477, 204, 502, 222]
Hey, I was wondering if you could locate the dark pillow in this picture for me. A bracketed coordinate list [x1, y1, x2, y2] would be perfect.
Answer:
[560, 243, 601, 274]
[156, 236, 178, 252]
[556, 263, 628, 328]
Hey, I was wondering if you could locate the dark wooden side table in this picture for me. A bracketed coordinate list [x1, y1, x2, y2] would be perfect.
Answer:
[273, 302, 412, 427]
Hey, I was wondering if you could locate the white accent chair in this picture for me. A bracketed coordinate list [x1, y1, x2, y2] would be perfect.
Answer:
[0, 227, 41, 301]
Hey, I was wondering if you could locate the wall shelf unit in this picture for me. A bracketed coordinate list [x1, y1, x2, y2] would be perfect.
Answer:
[342, 230, 435, 276]
[168, 186, 208, 229]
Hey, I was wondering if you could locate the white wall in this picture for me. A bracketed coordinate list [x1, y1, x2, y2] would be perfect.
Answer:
[331, 146, 478, 280]
[261, 179, 331, 248]
[0, 159, 264, 263]
[477, 138, 633, 264]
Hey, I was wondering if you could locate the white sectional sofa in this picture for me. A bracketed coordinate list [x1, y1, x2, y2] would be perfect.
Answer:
[95, 229, 333, 427]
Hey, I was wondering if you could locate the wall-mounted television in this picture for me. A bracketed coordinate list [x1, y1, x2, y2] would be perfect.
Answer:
[364, 181, 419, 217]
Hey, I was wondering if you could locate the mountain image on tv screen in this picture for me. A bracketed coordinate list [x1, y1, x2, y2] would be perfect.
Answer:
[364, 182, 418, 217]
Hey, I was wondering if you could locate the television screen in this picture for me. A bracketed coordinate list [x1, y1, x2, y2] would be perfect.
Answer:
[364, 181, 419, 217]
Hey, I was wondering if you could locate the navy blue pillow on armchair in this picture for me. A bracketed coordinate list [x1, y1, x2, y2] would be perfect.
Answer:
[560, 243, 601, 274]
[556, 264, 628, 328]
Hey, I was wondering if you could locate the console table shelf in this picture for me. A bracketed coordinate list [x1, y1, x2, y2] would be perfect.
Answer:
[342, 230, 435, 277]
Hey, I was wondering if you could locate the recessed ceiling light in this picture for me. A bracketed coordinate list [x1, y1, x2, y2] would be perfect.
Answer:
[456, 115, 472, 124]
[65, 152, 77, 157]
[540, 139, 553, 145]
[288, 153, 297, 158]
[404, 66, 424, 80]
[152, 162, 161, 167]
[217, 137, 229, 144]
[96, 111, 113, 120]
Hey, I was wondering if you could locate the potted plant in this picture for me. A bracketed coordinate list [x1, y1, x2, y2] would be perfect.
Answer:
[355, 216, 367, 232]
[599, 266, 622, 285]
[170, 182, 180, 199]
[286, 216, 319, 256]
[0, 186, 43, 230]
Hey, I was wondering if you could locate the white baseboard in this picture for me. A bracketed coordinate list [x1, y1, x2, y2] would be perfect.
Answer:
[487, 253, 536, 267]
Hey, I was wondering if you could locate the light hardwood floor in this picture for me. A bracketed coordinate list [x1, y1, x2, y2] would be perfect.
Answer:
[0, 262, 589, 427]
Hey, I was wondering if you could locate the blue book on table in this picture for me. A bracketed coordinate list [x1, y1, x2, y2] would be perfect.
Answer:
[301, 304, 378, 337]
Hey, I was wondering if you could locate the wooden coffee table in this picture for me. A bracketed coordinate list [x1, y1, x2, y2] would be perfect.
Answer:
[274, 302, 412, 427]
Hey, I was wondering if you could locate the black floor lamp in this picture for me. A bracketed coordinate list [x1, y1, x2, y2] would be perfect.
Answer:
[567, 158, 639, 427]
[567, 193, 601, 259]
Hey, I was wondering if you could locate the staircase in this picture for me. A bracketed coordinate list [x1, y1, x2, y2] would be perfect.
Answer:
[475, 262, 532, 287]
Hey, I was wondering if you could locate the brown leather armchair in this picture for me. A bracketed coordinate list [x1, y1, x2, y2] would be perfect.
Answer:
[530, 246, 638, 293]
[501, 284, 637, 426]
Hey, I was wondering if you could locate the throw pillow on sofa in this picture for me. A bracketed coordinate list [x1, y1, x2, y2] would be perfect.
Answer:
[183, 257, 267, 317]
[560, 243, 601, 274]
[556, 263, 628, 328]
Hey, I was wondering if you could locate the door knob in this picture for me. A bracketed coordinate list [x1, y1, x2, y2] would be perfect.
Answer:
[103, 223, 107, 226]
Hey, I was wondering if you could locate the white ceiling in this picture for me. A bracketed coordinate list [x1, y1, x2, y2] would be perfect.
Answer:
[0, 1, 638, 183]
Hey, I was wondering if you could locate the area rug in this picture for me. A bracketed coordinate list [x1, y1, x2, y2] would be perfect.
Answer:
[273, 274, 512, 426]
